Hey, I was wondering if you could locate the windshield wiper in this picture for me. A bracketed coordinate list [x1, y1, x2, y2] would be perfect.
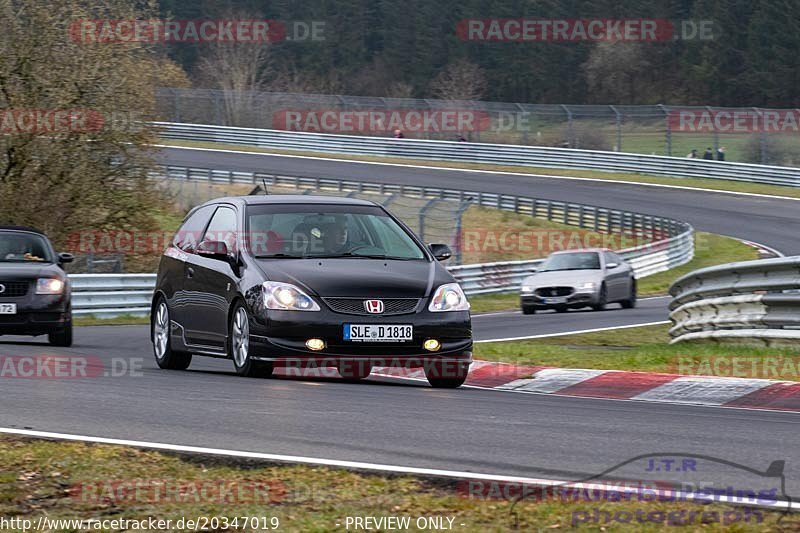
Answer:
[254, 253, 301, 259]
[305, 253, 417, 260]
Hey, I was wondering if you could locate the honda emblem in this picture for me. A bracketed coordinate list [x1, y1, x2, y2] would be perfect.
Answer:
[364, 299, 384, 314]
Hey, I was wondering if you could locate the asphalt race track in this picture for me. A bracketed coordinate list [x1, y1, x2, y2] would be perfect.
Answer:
[1, 326, 799, 494]
[2, 146, 799, 498]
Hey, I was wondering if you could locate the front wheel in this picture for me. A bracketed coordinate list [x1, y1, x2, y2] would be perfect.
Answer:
[48, 318, 72, 347]
[425, 361, 469, 389]
[591, 284, 608, 311]
[152, 298, 192, 370]
[230, 303, 273, 378]
[521, 305, 536, 315]
[621, 279, 637, 309]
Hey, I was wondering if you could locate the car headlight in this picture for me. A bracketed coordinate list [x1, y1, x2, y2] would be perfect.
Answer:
[36, 278, 64, 295]
[521, 285, 534, 293]
[578, 282, 596, 291]
[262, 281, 320, 311]
[428, 283, 470, 312]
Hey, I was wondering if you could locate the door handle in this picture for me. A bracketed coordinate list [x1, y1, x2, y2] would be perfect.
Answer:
[187, 267, 195, 278]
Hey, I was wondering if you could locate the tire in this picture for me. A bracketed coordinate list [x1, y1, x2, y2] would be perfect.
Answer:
[554, 306, 568, 313]
[425, 361, 469, 389]
[591, 284, 608, 312]
[521, 305, 536, 315]
[229, 302, 273, 378]
[621, 279, 637, 309]
[48, 318, 72, 347]
[152, 298, 192, 370]
[338, 361, 373, 381]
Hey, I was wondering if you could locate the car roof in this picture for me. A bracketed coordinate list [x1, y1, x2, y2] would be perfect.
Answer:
[201, 195, 380, 207]
[0, 226, 46, 235]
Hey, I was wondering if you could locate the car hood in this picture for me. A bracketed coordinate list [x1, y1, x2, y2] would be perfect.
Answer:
[255, 258, 442, 298]
[522, 269, 604, 287]
[0, 262, 63, 279]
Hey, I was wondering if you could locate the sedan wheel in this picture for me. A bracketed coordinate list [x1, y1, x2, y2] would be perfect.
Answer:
[591, 284, 608, 311]
[621, 279, 637, 309]
[230, 303, 273, 378]
[152, 298, 192, 370]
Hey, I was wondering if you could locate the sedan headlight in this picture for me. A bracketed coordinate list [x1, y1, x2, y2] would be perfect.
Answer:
[429, 283, 470, 312]
[36, 278, 65, 295]
[521, 285, 534, 293]
[263, 281, 320, 311]
[577, 282, 596, 291]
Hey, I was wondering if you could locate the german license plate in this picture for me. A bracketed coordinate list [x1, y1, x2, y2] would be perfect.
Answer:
[544, 297, 567, 304]
[344, 324, 413, 342]
[0, 303, 17, 314]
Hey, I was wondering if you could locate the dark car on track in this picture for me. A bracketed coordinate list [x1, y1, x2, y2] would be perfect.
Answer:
[0, 227, 74, 346]
[519, 249, 636, 314]
[151, 195, 473, 388]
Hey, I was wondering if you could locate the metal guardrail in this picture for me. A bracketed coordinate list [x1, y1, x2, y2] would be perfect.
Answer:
[72, 168, 694, 317]
[155, 122, 800, 187]
[669, 256, 800, 344]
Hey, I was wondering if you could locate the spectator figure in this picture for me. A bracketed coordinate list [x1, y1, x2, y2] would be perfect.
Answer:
[703, 147, 713, 160]
[393, 129, 404, 139]
[717, 146, 726, 161]
[457, 135, 467, 142]
[687, 149, 698, 158]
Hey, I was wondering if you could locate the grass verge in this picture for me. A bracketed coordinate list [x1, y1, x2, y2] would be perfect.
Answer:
[161, 139, 800, 199]
[474, 323, 800, 381]
[0, 435, 791, 532]
[468, 232, 759, 314]
[74, 315, 150, 327]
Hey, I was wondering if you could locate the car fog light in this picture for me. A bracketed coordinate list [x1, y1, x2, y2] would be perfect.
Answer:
[423, 339, 441, 352]
[305, 338, 325, 351]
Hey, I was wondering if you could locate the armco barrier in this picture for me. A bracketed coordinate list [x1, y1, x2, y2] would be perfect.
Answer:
[155, 122, 800, 187]
[669, 256, 800, 344]
[72, 171, 694, 318]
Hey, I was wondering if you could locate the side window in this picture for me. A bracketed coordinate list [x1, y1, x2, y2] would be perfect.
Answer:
[202, 206, 239, 252]
[173, 205, 214, 253]
[603, 251, 617, 266]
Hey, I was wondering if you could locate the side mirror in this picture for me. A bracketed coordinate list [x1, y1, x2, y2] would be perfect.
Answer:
[58, 252, 74, 264]
[428, 243, 452, 262]
[197, 240, 232, 262]
[606, 262, 619, 269]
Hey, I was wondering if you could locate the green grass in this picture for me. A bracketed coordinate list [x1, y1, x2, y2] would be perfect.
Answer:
[0, 435, 792, 532]
[162, 139, 800, 199]
[74, 314, 150, 327]
[474, 323, 800, 381]
[468, 232, 760, 314]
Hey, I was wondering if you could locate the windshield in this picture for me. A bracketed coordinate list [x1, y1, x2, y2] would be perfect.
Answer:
[0, 231, 53, 263]
[540, 252, 601, 272]
[246, 204, 426, 260]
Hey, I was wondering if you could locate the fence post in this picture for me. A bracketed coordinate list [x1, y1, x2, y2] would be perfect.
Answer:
[561, 105, 574, 148]
[419, 198, 439, 243]
[610, 105, 622, 152]
[658, 104, 672, 157]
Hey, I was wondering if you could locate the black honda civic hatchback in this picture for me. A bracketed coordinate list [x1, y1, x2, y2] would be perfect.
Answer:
[151, 195, 473, 388]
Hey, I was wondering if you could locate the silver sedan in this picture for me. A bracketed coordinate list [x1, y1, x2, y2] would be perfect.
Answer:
[519, 249, 636, 314]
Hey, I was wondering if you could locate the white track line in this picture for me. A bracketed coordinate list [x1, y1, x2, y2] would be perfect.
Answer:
[156, 144, 800, 202]
[475, 321, 670, 343]
[0, 427, 795, 512]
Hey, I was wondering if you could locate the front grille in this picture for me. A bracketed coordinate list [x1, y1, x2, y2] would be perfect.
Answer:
[0, 280, 29, 297]
[534, 286, 574, 297]
[323, 297, 420, 316]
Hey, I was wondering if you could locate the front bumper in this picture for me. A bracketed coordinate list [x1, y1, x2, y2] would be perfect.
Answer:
[248, 308, 472, 367]
[520, 289, 600, 309]
[0, 294, 70, 335]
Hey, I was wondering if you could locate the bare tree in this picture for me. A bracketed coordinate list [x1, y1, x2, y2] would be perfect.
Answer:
[195, 42, 272, 126]
[582, 42, 653, 103]
[429, 59, 488, 101]
[0, 0, 186, 246]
